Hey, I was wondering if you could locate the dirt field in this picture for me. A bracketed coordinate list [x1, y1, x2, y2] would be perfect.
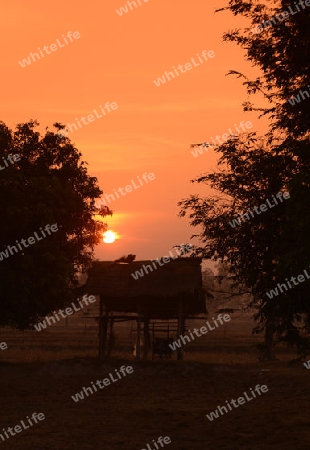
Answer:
[1, 320, 310, 450]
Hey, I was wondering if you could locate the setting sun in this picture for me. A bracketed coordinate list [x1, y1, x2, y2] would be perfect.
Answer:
[103, 230, 116, 244]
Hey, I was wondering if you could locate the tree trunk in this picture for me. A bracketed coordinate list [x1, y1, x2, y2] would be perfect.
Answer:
[263, 319, 277, 360]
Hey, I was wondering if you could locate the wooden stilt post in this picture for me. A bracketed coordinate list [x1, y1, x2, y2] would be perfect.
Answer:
[107, 314, 114, 357]
[177, 296, 183, 361]
[181, 316, 186, 357]
[102, 313, 108, 357]
[136, 301, 142, 361]
[99, 295, 104, 358]
[152, 322, 155, 360]
[143, 317, 149, 360]
[136, 315, 141, 361]
[99, 295, 108, 359]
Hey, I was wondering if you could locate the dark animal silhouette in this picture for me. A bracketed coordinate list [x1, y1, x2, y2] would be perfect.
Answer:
[190, 142, 211, 148]
[172, 243, 193, 257]
[114, 254, 136, 264]
[152, 337, 173, 359]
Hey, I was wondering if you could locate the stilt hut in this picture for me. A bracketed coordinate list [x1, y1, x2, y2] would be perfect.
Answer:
[84, 257, 209, 360]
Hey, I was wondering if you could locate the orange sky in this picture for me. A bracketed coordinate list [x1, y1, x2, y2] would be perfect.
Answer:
[1, 0, 268, 265]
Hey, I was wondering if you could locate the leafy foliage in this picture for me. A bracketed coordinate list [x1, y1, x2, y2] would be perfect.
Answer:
[0, 120, 111, 329]
[179, 0, 310, 353]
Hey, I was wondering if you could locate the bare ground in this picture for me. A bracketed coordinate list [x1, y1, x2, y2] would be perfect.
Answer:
[1, 325, 310, 450]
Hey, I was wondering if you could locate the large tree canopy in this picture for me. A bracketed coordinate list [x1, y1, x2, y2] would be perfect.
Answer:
[179, 0, 310, 355]
[0, 120, 111, 329]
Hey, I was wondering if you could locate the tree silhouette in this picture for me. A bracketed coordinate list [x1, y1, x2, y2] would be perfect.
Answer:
[0, 120, 112, 329]
[179, 0, 310, 356]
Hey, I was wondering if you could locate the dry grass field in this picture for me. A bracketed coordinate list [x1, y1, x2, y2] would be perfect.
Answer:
[1, 314, 310, 450]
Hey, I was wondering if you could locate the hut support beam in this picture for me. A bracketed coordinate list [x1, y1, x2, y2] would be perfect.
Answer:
[177, 296, 183, 361]
[107, 315, 114, 357]
[143, 317, 149, 360]
[99, 296, 108, 358]
[135, 306, 142, 361]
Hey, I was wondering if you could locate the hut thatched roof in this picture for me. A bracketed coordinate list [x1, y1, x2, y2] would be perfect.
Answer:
[85, 257, 208, 319]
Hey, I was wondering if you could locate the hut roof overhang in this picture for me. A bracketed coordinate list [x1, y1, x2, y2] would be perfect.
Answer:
[85, 257, 208, 319]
